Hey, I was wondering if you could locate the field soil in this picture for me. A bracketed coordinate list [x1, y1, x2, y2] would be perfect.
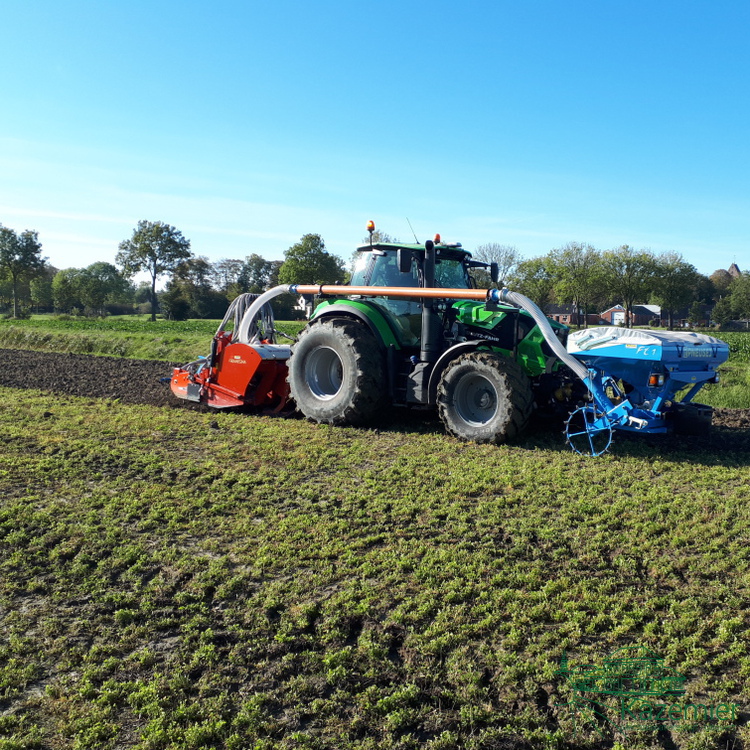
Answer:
[0, 348, 181, 406]
[2, 347, 750, 429]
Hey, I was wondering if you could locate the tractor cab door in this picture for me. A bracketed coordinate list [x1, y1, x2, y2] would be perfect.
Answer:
[350, 250, 423, 346]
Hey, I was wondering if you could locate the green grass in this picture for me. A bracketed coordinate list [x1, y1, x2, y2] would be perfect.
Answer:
[0, 317, 306, 362]
[690, 331, 750, 409]
[1, 389, 750, 748]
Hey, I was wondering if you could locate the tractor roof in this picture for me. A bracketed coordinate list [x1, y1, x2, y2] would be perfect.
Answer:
[355, 241, 473, 262]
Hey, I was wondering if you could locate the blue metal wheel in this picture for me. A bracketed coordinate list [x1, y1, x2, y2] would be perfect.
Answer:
[564, 406, 613, 457]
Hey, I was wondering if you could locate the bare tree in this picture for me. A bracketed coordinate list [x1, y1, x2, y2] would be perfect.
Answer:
[473, 243, 521, 286]
[211, 258, 245, 292]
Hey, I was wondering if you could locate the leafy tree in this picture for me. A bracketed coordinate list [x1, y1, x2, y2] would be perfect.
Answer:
[173, 256, 212, 287]
[29, 271, 56, 312]
[52, 264, 132, 315]
[510, 256, 555, 312]
[709, 269, 733, 299]
[191, 287, 229, 318]
[30, 266, 56, 313]
[278, 234, 346, 285]
[159, 285, 192, 321]
[116, 220, 191, 321]
[0, 276, 12, 311]
[650, 252, 699, 329]
[712, 297, 733, 329]
[601, 246, 655, 328]
[729, 274, 750, 319]
[694, 273, 715, 304]
[79, 262, 132, 316]
[52, 268, 85, 313]
[687, 301, 704, 327]
[0, 224, 46, 318]
[238, 254, 275, 294]
[268, 260, 283, 288]
[548, 242, 605, 328]
[134, 281, 152, 305]
[167, 256, 227, 319]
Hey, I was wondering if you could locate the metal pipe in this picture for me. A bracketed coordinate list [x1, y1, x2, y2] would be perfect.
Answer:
[243, 283, 592, 383]
[289, 284, 490, 300]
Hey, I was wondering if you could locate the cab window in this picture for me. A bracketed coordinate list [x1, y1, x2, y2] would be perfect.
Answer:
[434, 258, 471, 288]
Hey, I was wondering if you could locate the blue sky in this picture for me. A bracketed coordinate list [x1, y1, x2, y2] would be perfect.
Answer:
[1, 0, 748, 277]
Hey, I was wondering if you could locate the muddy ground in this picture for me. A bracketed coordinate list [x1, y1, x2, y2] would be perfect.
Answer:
[2, 347, 749, 437]
[0, 348, 181, 407]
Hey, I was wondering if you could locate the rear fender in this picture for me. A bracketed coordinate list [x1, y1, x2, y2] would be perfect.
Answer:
[311, 302, 401, 349]
[426, 340, 486, 405]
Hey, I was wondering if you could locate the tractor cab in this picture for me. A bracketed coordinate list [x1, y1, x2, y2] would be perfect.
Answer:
[350, 238, 497, 290]
[345, 237, 498, 347]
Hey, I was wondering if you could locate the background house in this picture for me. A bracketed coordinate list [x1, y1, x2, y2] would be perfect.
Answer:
[599, 305, 627, 325]
[632, 305, 661, 326]
[599, 304, 661, 326]
[547, 304, 602, 327]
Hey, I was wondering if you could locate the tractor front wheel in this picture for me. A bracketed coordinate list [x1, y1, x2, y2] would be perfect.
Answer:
[288, 319, 387, 425]
[437, 351, 533, 443]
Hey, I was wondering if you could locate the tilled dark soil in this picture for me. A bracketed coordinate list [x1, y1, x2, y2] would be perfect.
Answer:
[2, 347, 750, 437]
[0, 348, 181, 407]
[713, 407, 750, 430]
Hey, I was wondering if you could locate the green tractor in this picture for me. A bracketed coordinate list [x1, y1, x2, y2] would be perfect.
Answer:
[286, 230, 578, 443]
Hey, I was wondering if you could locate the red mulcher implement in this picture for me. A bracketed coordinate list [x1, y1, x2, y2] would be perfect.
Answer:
[170, 293, 291, 412]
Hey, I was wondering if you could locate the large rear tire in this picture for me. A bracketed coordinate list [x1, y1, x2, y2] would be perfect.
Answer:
[437, 351, 533, 443]
[288, 319, 387, 425]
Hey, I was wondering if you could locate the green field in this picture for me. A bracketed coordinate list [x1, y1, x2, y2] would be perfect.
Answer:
[1, 320, 750, 749]
[0, 317, 306, 363]
[698, 331, 750, 408]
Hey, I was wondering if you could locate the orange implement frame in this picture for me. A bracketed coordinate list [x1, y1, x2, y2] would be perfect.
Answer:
[170, 333, 290, 411]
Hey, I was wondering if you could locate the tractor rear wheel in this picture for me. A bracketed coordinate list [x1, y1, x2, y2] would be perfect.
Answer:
[437, 351, 533, 443]
[288, 318, 387, 425]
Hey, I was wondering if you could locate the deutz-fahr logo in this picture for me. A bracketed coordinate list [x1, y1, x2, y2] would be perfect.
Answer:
[554, 645, 738, 734]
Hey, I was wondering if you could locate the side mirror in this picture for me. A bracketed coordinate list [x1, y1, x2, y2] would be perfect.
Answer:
[397, 249, 412, 274]
[490, 263, 499, 284]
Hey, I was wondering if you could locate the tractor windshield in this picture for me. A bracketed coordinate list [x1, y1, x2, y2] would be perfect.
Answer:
[434, 257, 472, 289]
[350, 250, 419, 287]
[350, 249, 472, 289]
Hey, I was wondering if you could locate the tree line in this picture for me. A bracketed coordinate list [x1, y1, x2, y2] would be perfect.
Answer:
[1, 219, 747, 327]
[475, 242, 745, 328]
[0, 221, 346, 321]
